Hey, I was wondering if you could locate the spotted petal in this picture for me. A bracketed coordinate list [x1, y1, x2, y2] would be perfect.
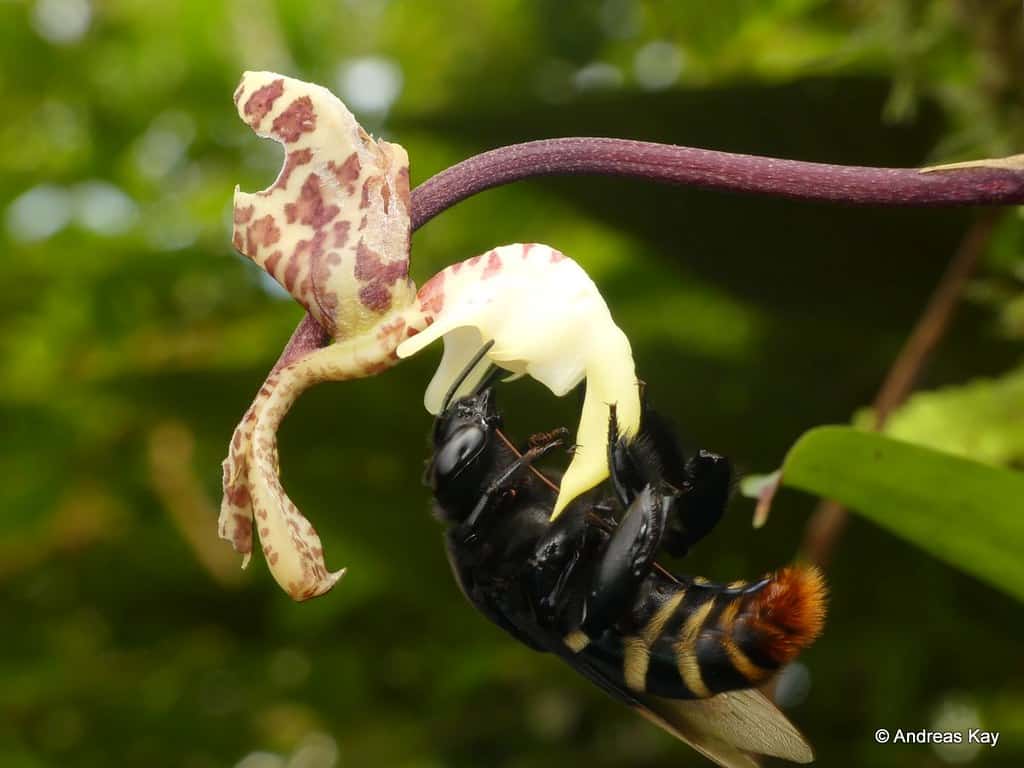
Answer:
[221, 72, 417, 600]
[221, 75, 640, 599]
[231, 70, 414, 335]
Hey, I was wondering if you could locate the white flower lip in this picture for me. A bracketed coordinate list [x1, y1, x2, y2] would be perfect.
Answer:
[396, 243, 641, 516]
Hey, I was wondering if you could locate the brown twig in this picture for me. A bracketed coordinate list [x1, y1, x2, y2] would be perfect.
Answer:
[800, 210, 1004, 567]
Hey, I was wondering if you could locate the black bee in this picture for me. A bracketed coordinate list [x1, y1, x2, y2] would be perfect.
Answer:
[426, 382, 826, 768]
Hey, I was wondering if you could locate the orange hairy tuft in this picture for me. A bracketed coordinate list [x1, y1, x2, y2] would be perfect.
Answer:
[746, 565, 827, 664]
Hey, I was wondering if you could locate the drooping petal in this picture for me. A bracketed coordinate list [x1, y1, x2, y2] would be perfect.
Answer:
[241, 335, 405, 599]
[220, 315, 328, 571]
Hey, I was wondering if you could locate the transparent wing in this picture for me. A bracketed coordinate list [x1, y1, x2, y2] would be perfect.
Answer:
[637, 688, 814, 767]
[561, 643, 814, 767]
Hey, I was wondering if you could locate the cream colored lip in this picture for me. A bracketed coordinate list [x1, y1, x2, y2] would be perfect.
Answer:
[395, 243, 641, 517]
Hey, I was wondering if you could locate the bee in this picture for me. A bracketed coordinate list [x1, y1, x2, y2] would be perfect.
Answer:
[426, 381, 826, 768]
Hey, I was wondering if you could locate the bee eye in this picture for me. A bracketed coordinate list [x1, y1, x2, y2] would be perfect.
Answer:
[433, 425, 487, 482]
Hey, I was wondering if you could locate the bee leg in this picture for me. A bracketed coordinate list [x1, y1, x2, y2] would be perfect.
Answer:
[590, 499, 618, 527]
[662, 450, 732, 557]
[608, 402, 678, 513]
[582, 484, 675, 635]
[524, 506, 596, 630]
[458, 438, 565, 543]
[607, 402, 650, 509]
[528, 426, 570, 450]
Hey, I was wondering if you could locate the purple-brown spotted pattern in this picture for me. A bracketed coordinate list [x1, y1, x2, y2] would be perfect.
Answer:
[219, 73, 574, 602]
[221, 72, 416, 600]
[230, 71, 414, 340]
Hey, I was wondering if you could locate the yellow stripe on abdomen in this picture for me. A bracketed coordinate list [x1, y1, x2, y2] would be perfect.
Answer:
[623, 636, 650, 691]
[674, 599, 714, 698]
[641, 590, 687, 647]
[563, 629, 590, 654]
[721, 636, 772, 684]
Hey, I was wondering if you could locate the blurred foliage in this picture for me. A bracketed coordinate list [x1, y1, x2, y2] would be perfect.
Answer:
[776, 427, 1024, 601]
[856, 366, 1024, 467]
[1, 1, 1023, 767]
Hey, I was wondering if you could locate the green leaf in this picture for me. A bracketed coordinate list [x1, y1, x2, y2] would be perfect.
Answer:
[854, 367, 1024, 467]
[780, 426, 1024, 601]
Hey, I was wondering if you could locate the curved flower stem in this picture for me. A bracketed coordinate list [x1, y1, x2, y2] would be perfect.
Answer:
[411, 138, 1024, 228]
[272, 137, 1024, 362]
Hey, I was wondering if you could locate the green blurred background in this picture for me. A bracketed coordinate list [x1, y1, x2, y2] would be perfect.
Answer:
[2, 1, 1023, 766]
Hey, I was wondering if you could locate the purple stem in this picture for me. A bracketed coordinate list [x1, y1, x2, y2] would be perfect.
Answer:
[411, 138, 1024, 229]
[274, 137, 1024, 353]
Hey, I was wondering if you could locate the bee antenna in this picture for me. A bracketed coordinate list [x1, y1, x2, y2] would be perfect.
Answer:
[442, 339, 497, 412]
[474, 363, 505, 395]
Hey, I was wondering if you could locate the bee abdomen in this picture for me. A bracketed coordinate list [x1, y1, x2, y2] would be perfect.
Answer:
[642, 565, 827, 698]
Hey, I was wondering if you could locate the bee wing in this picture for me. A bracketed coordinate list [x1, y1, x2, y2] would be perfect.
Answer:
[637, 689, 814, 767]
[559, 647, 812, 768]
[632, 701, 759, 768]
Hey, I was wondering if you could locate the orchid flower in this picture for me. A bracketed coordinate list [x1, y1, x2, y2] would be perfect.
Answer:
[220, 72, 637, 600]
[395, 245, 640, 516]
[219, 69, 1024, 601]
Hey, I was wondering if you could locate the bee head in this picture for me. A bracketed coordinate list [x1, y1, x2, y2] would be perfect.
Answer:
[428, 388, 502, 515]
[433, 387, 500, 442]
